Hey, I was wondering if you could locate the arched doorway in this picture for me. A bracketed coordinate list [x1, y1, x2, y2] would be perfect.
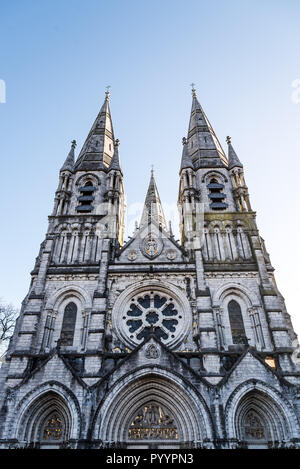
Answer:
[94, 372, 213, 449]
[227, 385, 295, 449]
[17, 391, 73, 449]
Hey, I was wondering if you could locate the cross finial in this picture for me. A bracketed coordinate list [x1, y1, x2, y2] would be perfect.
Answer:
[190, 83, 197, 97]
[105, 85, 111, 100]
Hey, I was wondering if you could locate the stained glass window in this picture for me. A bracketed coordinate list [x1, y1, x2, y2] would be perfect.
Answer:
[60, 302, 77, 346]
[228, 300, 247, 345]
[125, 292, 179, 343]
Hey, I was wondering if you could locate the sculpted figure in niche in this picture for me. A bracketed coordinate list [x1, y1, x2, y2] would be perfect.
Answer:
[146, 237, 158, 257]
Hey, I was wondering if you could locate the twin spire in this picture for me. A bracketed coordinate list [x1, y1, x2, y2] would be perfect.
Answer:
[60, 88, 243, 224]
[74, 89, 116, 171]
[181, 86, 228, 170]
[179, 86, 243, 172]
[60, 90, 121, 174]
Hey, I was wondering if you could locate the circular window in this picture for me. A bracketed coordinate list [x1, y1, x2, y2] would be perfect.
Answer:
[112, 281, 192, 350]
[125, 292, 180, 343]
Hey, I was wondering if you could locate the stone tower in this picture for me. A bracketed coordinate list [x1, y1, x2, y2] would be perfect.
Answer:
[0, 89, 300, 449]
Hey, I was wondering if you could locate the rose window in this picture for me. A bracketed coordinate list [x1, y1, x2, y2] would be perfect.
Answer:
[123, 292, 183, 345]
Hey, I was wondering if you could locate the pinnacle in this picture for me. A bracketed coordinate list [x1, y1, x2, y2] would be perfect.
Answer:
[180, 137, 194, 172]
[109, 139, 122, 173]
[60, 140, 76, 172]
[227, 136, 243, 169]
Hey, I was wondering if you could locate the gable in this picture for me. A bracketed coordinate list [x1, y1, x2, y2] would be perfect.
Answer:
[116, 224, 185, 264]
[223, 351, 281, 390]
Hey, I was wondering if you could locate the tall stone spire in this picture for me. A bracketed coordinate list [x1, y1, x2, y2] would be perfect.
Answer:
[139, 169, 167, 230]
[187, 86, 228, 168]
[75, 88, 115, 171]
[60, 140, 76, 172]
[226, 136, 243, 169]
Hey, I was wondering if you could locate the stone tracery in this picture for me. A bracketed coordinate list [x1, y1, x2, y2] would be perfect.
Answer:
[125, 292, 181, 343]
[111, 280, 192, 350]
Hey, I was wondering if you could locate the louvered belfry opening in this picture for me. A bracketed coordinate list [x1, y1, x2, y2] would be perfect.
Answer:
[207, 178, 228, 210]
[76, 180, 95, 212]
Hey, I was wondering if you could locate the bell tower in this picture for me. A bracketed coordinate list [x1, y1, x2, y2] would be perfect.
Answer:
[178, 87, 297, 373]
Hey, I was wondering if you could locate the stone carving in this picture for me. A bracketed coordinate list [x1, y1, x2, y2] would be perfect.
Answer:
[167, 249, 176, 260]
[42, 413, 64, 441]
[127, 250, 137, 261]
[128, 404, 178, 440]
[244, 412, 265, 440]
[145, 344, 159, 359]
[146, 238, 157, 257]
[140, 235, 163, 259]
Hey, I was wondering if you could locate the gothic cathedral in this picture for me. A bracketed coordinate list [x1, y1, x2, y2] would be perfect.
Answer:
[1, 89, 300, 449]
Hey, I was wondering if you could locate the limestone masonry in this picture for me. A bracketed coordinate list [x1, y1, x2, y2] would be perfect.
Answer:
[1, 88, 300, 449]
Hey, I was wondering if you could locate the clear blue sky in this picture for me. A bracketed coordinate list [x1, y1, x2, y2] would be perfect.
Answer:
[0, 0, 300, 335]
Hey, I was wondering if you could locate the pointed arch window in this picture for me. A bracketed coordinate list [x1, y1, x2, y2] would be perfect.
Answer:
[60, 302, 77, 346]
[228, 300, 247, 345]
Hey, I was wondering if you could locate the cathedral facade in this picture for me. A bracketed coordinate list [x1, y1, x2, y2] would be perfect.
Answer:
[1, 89, 300, 449]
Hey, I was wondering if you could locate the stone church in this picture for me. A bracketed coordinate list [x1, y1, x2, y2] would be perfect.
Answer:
[0, 88, 300, 449]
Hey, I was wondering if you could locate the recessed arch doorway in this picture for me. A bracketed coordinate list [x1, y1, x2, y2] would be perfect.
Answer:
[94, 371, 213, 449]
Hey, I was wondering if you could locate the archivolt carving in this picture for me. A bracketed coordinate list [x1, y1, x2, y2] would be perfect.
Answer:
[75, 173, 101, 187]
[225, 380, 299, 441]
[45, 285, 92, 312]
[212, 283, 260, 309]
[94, 371, 213, 444]
[8, 382, 81, 442]
[201, 170, 228, 184]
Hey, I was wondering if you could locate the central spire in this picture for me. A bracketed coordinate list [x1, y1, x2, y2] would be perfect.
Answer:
[75, 89, 115, 171]
[139, 169, 167, 230]
[187, 86, 228, 169]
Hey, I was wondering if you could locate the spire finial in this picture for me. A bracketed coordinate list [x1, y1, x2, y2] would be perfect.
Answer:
[182, 137, 187, 145]
[115, 138, 120, 147]
[71, 139, 77, 149]
[105, 85, 111, 100]
[151, 164, 154, 176]
[226, 136, 231, 145]
[190, 83, 197, 97]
